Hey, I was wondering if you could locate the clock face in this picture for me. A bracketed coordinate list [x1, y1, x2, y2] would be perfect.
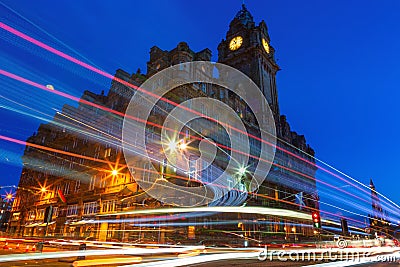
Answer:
[262, 38, 270, 53]
[229, 36, 243, 51]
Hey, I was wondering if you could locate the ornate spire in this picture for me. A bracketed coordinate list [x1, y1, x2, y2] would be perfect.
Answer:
[233, 4, 254, 28]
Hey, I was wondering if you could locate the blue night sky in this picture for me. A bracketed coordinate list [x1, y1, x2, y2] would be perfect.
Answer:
[0, 0, 400, 210]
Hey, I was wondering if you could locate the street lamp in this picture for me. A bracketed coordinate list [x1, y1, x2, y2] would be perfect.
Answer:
[111, 169, 118, 176]
[6, 194, 12, 200]
[167, 140, 178, 151]
[166, 138, 189, 152]
[178, 141, 187, 150]
[238, 166, 248, 176]
[40, 187, 47, 193]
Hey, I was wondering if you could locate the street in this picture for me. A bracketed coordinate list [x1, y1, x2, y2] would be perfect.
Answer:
[0, 240, 398, 267]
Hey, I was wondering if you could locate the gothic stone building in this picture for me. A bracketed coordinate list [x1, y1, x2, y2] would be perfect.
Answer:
[9, 5, 317, 243]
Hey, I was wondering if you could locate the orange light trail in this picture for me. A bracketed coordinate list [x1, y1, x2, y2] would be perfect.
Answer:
[0, 133, 381, 228]
[0, 69, 376, 209]
[1, 22, 399, 224]
[0, 134, 114, 166]
[0, 21, 371, 200]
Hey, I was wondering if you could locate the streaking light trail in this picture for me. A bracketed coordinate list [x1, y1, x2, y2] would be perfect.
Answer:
[0, 246, 205, 263]
[1, 20, 399, 235]
[1, 20, 398, 214]
[0, 131, 387, 228]
[0, 69, 383, 211]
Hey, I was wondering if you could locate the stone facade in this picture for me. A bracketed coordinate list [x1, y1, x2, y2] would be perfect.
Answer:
[9, 5, 318, 243]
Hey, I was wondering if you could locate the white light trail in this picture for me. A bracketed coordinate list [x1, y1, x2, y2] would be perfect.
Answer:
[0, 246, 204, 263]
[122, 251, 261, 267]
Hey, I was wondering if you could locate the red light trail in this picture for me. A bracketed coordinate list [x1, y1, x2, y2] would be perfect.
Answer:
[0, 127, 376, 217]
[0, 133, 375, 228]
[0, 68, 378, 209]
[0, 21, 384, 206]
[1, 22, 399, 218]
[0, 69, 382, 213]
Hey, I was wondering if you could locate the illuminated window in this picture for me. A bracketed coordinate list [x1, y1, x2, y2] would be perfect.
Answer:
[100, 173, 107, 188]
[37, 209, 45, 220]
[55, 183, 61, 193]
[12, 197, 20, 208]
[66, 204, 78, 216]
[52, 207, 59, 218]
[83, 202, 98, 215]
[64, 182, 70, 195]
[104, 148, 111, 158]
[89, 176, 96, 190]
[101, 200, 117, 213]
[74, 180, 80, 193]
[27, 210, 35, 220]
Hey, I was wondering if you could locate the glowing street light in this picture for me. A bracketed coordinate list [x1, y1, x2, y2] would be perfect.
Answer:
[40, 187, 47, 193]
[167, 140, 178, 151]
[238, 166, 247, 176]
[178, 141, 187, 150]
[166, 139, 188, 152]
[111, 169, 118, 176]
[6, 194, 12, 200]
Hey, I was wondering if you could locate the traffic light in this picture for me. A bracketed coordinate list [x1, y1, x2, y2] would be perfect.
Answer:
[312, 211, 321, 228]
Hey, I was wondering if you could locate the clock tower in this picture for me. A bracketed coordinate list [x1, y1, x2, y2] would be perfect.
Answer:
[218, 4, 280, 117]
